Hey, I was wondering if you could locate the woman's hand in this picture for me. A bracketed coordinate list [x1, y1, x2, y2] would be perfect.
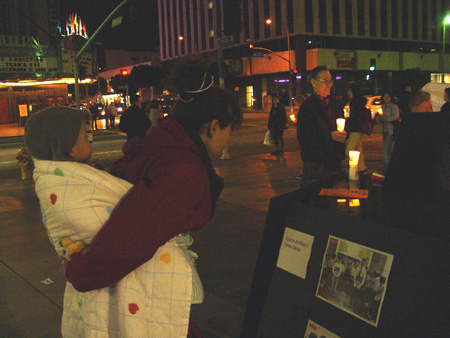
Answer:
[331, 131, 347, 143]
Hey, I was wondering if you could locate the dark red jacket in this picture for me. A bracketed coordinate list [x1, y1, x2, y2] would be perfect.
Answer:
[66, 117, 224, 292]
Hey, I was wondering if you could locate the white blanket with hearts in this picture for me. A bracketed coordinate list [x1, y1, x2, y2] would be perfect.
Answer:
[33, 160, 193, 338]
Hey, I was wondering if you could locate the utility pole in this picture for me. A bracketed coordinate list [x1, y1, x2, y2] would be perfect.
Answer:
[216, 0, 224, 89]
[74, 0, 129, 108]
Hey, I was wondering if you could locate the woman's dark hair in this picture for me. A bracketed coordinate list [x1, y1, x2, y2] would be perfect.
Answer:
[445, 87, 450, 97]
[168, 56, 242, 134]
[349, 84, 362, 99]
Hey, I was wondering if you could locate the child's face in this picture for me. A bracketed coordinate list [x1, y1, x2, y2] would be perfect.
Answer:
[69, 124, 93, 163]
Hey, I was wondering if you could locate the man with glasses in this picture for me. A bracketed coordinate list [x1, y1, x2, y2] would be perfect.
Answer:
[296, 65, 347, 186]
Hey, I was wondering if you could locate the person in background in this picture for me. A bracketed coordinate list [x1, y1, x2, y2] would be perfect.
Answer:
[105, 102, 117, 129]
[380, 91, 400, 175]
[440, 88, 450, 112]
[89, 103, 99, 131]
[345, 84, 368, 174]
[147, 99, 164, 127]
[268, 96, 288, 156]
[118, 94, 151, 140]
[441, 88, 450, 112]
[409, 89, 433, 112]
[396, 82, 412, 117]
[296, 65, 347, 186]
[65, 56, 243, 338]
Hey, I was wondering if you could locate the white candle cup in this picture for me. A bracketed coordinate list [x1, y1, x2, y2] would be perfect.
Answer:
[349, 165, 359, 180]
[348, 150, 360, 167]
[336, 118, 346, 132]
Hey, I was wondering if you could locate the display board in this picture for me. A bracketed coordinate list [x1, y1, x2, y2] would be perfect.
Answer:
[241, 199, 449, 338]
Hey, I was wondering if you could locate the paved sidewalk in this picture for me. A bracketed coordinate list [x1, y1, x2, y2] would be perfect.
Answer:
[0, 117, 383, 338]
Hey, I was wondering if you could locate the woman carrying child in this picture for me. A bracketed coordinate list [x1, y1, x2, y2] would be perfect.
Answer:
[26, 56, 242, 338]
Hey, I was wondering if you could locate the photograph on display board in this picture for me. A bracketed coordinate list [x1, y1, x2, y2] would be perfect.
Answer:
[304, 319, 341, 338]
[315, 236, 394, 327]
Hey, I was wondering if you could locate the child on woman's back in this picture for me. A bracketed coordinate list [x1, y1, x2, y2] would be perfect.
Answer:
[25, 107, 198, 337]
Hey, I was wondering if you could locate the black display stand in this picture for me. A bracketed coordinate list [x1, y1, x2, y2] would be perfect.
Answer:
[240, 174, 449, 338]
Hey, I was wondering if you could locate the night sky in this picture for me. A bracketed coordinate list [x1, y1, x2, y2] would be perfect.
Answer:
[59, 0, 160, 51]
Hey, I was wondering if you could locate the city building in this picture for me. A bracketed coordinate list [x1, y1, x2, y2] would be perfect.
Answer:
[0, 0, 97, 124]
[158, 0, 450, 110]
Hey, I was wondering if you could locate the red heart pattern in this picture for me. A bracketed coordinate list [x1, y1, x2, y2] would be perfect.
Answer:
[128, 303, 139, 315]
[50, 194, 57, 205]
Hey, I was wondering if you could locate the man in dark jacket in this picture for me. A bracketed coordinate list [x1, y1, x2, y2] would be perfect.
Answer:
[119, 94, 151, 140]
[296, 65, 347, 185]
[396, 83, 412, 117]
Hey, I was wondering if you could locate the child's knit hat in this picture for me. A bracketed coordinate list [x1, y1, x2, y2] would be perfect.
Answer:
[25, 107, 89, 161]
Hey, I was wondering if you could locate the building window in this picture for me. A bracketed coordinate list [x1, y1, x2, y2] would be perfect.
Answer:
[422, 1, 428, 40]
[412, 0, 418, 40]
[275, 0, 282, 36]
[264, 0, 271, 37]
[253, 0, 260, 40]
[287, 0, 294, 33]
[332, 0, 340, 34]
[369, 0, 376, 37]
[357, 0, 365, 36]
[243, 0, 249, 40]
[431, 0, 437, 41]
[319, 0, 327, 34]
[380, 0, 387, 37]
[391, 0, 398, 38]
[402, 0, 408, 39]
[345, 0, 352, 35]
[200, 1, 206, 50]
[305, 0, 313, 33]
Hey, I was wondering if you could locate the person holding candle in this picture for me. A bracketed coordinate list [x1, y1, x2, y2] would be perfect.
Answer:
[380, 91, 400, 175]
[296, 65, 347, 186]
[345, 84, 368, 174]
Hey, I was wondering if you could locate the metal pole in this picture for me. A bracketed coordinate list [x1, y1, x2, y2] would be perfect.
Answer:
[443, 23, 446, 83]
[216, 0, 224, 89]
[74, 0, 129, 108]
[286, 24, 293, 113]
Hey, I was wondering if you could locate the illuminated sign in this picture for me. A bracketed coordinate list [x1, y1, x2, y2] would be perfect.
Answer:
[0, 56, 58, 74]
[61, 50, 92, 76]
[65, 13, 88, 39]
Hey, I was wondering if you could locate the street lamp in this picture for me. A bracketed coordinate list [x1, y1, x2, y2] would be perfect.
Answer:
[178, 35, 198, 54]
[266, 18, 293, 114]
[442, 14, 450, 83]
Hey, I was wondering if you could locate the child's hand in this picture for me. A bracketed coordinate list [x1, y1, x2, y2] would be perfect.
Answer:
[60, 237, 88, 261]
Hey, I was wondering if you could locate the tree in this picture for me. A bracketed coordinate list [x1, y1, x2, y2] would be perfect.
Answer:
[109, 74, 138, 96]
[129, 65, 163, 89]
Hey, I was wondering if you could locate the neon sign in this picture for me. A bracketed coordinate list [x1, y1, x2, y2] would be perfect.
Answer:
[65, 13, 88, 39]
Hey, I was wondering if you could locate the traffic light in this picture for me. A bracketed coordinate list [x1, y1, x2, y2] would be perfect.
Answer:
[370, 58, 376, 71]
[249, 44, 254, 49]
[289, 69, 298, 95]
[120, 69, 128, 84]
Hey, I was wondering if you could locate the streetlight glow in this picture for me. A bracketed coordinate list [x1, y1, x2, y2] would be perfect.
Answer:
[265, 19, 272, 24]
[178, 36, 184, 40]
